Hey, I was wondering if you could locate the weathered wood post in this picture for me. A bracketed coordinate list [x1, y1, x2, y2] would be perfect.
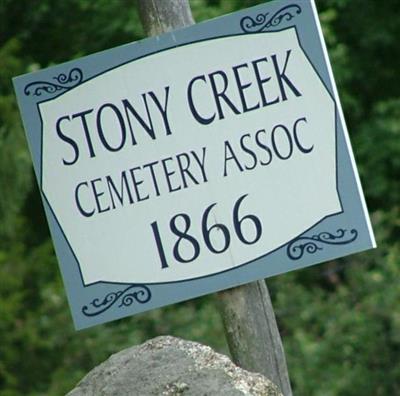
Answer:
[217, 282, 292, 395]
[137, 1, 292, 394]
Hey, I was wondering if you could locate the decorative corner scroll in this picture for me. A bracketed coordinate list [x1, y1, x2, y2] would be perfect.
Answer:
[24, 68, 83, 97]
[240, 4, 302, 33]
[82, 284, 151, 317]
[287, 228, 358, 260]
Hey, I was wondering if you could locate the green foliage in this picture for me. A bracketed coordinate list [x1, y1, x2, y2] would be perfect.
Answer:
[0, 0, 399, 395]
[272, 220, 400, 395]
[0, 40, 32, 240]
[355, 100, 400, 213]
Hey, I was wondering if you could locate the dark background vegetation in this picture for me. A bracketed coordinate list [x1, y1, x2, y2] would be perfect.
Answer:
[1, 0, 399, 395]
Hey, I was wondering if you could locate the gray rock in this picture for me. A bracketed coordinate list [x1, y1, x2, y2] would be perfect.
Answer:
[67, 336, 283, 396]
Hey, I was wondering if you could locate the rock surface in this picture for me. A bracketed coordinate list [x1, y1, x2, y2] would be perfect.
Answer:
[67, 336, 283, 396]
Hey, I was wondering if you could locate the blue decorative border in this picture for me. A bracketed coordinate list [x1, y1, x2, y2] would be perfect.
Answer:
[81, 284, 152, 317]
[24, 68, 83, 97]
[287, 228, 358, 260]
[240, 4, 302, 33]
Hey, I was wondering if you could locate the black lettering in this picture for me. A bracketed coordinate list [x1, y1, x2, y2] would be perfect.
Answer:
[223, 141, 243, 176]
[293, 117, 313, 153]
[209, 70, 241, 120]
[91, 178, 110, 214]
[252, 57, 279, 107]
[161, 157, 181, 193]
[255, 129, 273, 166]
[271, 50, 302, 101]
[187, 75, 216, 125]
[123, 96, 155, 144]
[240, 133, 257, 170]
[75, 182, 95, 217]
[96, 103, 126, 152]
[56, 115, 79, 165]
[147, 86, 172, 135]
[176, 152, 198, 188]
[143, 161, 161, 197]
[129, 166, 150, 202]
[191, 147, 208, 183]
[72, 109, 95, 158]
[271, 124, 293, 160]
[232, 63, 259, 113]
[106, 171, 134, 209]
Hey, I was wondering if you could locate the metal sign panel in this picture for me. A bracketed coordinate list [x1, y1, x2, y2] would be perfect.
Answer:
[14, 0, 375, 329]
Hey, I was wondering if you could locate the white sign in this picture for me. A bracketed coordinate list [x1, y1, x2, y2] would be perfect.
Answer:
[14, 0, 375, 329]
[41, 29, 337, 284]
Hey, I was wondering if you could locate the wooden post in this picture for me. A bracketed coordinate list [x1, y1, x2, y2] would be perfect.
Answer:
[137, 1, 292, 395]
[137, 0, 194, 36]
[217, 282, 292, 395]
